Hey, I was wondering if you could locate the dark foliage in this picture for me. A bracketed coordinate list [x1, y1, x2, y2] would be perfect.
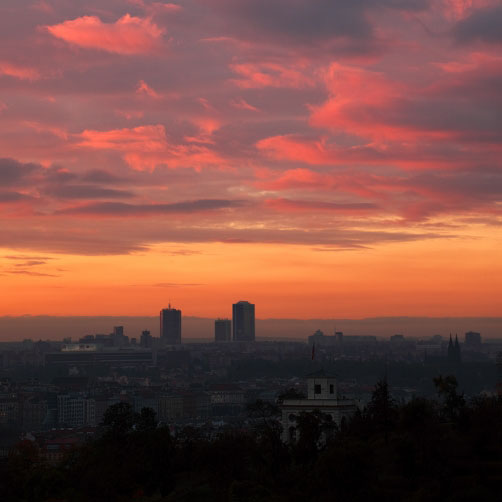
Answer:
[1, 378, 502, 501]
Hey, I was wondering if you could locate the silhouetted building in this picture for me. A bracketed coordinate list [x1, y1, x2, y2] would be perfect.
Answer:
[390, 334, 405, 344]
[431, 334, 443, 344]
[448, 334, 461, 363]
[140, 330, 152, 348]
[215, 319, 231, 342]
[465, 331, 482, 350]
[79, 335, 95, 344]
[308, 330, 375, 348]
[308, 329, 334, 346]
[112, 326, 128, 347]
[232, 301, 255, 342]
[160, 305, 182, 345]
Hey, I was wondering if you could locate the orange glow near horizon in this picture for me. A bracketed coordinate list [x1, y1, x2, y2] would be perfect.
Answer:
[2, 227, 501, 318]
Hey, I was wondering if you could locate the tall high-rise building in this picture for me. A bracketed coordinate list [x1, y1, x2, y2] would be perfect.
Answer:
[232, 301, 255, 342]
[160, 305, 182, 345]
[215, 319, 231, 342]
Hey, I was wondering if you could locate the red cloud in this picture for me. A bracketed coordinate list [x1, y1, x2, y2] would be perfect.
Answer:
[46, 14, 165, 54]
[77, 125, 226, 171]
[79, 125, 166, 152]
[255, 167, 382, 200]
[310, 63, 414, 141]
[257, 136, 335, 166]
[230, 62, 315, 89]
[440, 0, 495, 19]
[0, 61, 40, 80]
[231, 98, 259, 112]
[257, 134, 471, 171]
[136, 80, 161, 98]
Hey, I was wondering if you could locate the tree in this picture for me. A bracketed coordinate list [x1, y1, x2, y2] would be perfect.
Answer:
[290, 409, 337, 465]
[247, 400, 281, 437]
[367, 378, 397, 442]
[277, 388, 306, 401]
[101, 402, 136, 437]
[135, 407, 157, 432]
[433, 375, 465, 421]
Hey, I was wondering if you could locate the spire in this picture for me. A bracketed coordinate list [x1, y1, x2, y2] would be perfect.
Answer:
[448, 333, 454, 361]
[454, 334, 461, 362]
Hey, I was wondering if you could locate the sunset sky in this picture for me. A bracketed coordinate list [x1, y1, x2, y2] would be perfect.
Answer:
[1, 0, 501, 319]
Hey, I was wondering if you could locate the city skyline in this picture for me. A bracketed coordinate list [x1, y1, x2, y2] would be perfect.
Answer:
[2, 312, 502, 343]
[1, 1, 502, 321]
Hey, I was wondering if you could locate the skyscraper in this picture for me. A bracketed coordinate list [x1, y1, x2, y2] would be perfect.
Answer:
[232, 301, 255, 342]
[160, 305, 182, 345]
[215, 319, 231, 342]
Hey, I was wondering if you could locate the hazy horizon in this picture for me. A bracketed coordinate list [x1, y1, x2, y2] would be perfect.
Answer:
[1, 315, 501, 342]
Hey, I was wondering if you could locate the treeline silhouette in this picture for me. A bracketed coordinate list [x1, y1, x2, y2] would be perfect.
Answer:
[2, 376, 502, 501]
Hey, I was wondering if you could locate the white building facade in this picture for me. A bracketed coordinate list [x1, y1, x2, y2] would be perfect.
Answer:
[280, 370, 358, 443]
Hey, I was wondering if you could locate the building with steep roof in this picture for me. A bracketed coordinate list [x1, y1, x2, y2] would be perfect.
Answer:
[448, 334, 462, 363]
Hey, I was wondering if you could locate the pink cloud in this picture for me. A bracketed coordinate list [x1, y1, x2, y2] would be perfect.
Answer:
[257, 136, 335, 166]
[310, 63, 414, 141]
[79, 125, 166, 151]
[257, 133, 489, 172]
[440, 0, 496, 20]
[0, 61, 40, 80]
[77, 125, 226, 171]
[156, 3, 183, 12]
[136, 79, 161, 98]
[231, 98, 259, 112]
[45, 14, 165, 54]
[230, 62, 315, 89]
[254, 168, 384, 202]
